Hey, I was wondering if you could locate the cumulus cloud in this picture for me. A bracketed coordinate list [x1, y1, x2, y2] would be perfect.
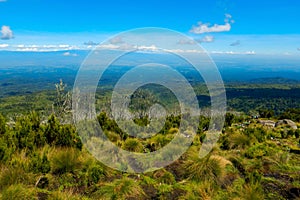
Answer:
[16, 47, 38, 51]
[190, 22, 231, 34]
[211, 50, 255, 55]
[225, 13, 232, 19]
[11, 44, 80, 52]
[63, 52, 78, 57]
[137, 45, 158, 51]
[245, 51, 256, 55]
[230, 40, 240, 46]
[98, 44, 120, 50]
[84, 41, 99, 46]
[97, 43, 159, 52]
[178, 36, 214, 45]
[109, 36, 124, 44]
[196, 35, 214, 43]
[1, 25, 14, 40]
[177, 39, 196, 45]
[0, 44, 9, 48]
[190, 14, 233, 34]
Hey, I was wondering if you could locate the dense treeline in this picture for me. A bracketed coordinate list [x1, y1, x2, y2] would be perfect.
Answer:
[2, 82, 300, 116]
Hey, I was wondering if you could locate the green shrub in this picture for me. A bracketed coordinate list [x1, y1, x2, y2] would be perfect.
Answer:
[245, 143, 276, 159]
[50, 190, 85, 200]
[0, 114, 6, 135]
[29, 152, 51, 174]
[153, 169, 176, 185]
[44, 115, 82, 149]
[87, 164, 105, 184]
[55, 124, 82, 150]
[183, 152, 224, 184]
[1, 184, 37, 200]
[0, 138, 8, 162]
[295, 129, 300, 138]
[229, 133, 251, 149]
[122, 138, 143, 152]
[96, 177, 145, 199]
[50, 148, 81, 175]
[0, 166, 29, 190]
[44, 114, 60, 145]
[244, 127, 267, 143]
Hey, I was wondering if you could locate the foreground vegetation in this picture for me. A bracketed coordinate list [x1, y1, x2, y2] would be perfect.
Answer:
[0, 80, 300, 199]
[0, 109, 300, 199]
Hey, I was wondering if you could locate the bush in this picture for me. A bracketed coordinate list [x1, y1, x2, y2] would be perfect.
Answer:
[87, 164, 105, 184]
[183, 152, 224, 184]
[55, 124, 82, 150]
[29, 152, 51, 174]
[122, 138, 143, 152]
[229, 133, 251, 149]
[0, 166, 29, 190]
[153, 169, 176, 185]
[245, 143, 277, 159]
[50, 190, 84, 200]
[295, 129, 300, 138]
[1, 184, 37, 200]
[0, 114, 6, 135]
[44, 115, 82, 150]
[0, 138, 8, 162]
[244, 127, 267, 143]
[97, 177, 145, 199]
[50, 148, 81, 175]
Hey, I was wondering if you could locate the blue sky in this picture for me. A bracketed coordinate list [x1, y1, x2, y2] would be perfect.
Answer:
[0, 0, 300, 55]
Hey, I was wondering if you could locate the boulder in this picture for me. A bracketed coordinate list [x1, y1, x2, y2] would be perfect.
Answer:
[276, 119, 297, 130]
[258, 120, 276, 128]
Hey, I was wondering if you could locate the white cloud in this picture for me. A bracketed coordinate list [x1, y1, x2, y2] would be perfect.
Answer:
[178, 36, 214, 45]
[0, 44, 9, 48]
[177, 39, 196, 45]
[164, 48, 204, 54]
[211, 50, 255, 55]
[84, 41, 99, 46]
[58, 44, 69, 48]
[42, 45, 56, 48]
[16, 47, 38, 52]
[197, 35, 214, 43]
[245, 51, 256, 55]
[1, 25, 14, 40]
[0, 0, 7, 2]
[137, 44, 158, 51]
[8, 44, 81, 52]
[191, 22, 231, 34]
[190, 14, 233, 34]
[63, 52, 78, 56]
[97, 43, 159, 52]
[109, 36, 124, 44]
[225, 13, 232, 19]
[297, 48, 300, 51]
[98, 44, 120, 50]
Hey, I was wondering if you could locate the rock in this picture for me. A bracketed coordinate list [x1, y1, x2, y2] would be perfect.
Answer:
[276, 119, 297, 130]
[258, 119, 276, 128]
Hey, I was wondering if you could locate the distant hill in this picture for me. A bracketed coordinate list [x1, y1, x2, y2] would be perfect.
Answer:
[248, 77, 300, 84]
